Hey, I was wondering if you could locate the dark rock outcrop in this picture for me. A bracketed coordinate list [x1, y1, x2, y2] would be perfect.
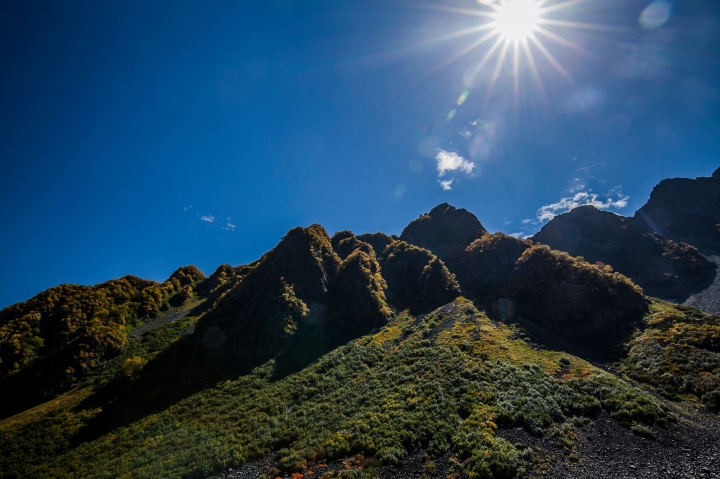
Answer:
[634, 168, 720, 254]
[400, 203, 487, 259]
[532, 205, 716, 300]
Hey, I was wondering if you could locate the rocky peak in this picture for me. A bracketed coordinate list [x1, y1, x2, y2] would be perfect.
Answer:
[634, 167, 720, 254]
[331, 230, 372, 260]
[400, 203, 487, 259]
[168, 265, 206, 286]
[262, 224, 340, 301]
[532, 205, 716, 299]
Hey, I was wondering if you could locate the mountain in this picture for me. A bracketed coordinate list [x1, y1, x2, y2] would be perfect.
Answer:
[1, 198, 720, 479]
[400, 203, 487, 259]
[531, 205, 716, 300]
[634, 167, 720, 254]
[0, 266, 205, 416]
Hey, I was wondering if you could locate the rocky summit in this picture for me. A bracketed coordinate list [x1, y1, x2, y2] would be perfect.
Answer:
[1, 170, 720, 479]
[400, 203, 487, 259]
[634, 168, 720, 254]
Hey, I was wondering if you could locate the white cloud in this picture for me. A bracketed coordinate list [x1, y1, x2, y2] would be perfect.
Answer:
[536, 189, 629, 223]
[435, 150, 475, 177]
[521, 218, 535, 225]
[200, 215, 215, 223]
[458, 129, 472, 139]
[439, 179, 454, 191]
[569, 182, 586, 193]
[183, 206, 192, 212]
[223, 222, 235, 231]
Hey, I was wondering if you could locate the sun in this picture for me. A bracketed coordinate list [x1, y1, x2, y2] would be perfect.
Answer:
[491, 0, 542, 42]
[417, 0, 599, 106]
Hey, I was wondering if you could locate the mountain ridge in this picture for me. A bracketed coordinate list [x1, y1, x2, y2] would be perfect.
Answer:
[1, 169, 720, 479]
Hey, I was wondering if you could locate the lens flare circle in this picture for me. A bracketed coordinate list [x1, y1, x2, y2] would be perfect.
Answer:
[491, 0, 541, 41]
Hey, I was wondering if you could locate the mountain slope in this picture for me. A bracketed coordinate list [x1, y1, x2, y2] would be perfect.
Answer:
[531, 205, 716, 300]
[1, 199, 720, 479]
[0, 299, 681, 479]
[0, 266, 205, 417]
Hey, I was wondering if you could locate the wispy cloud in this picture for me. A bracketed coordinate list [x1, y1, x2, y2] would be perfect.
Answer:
[578, 161, 604, 173]
[569, 182, 586, 193]
[536, 188, 629, 222]
[222, 222, 235, 231]
[200, 215, 215, 223]
[183, 205, 192, 212]
[436, 150, 475, 177]
[458, 129, 472, 139]
[439, 179, 454, 191]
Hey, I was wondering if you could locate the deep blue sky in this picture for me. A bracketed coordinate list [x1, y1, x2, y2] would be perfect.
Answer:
[1, 0, 719, 308]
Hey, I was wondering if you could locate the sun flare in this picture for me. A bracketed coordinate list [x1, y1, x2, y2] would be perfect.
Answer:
[491, 0, 542, 42]
[419, 0, 601, 106]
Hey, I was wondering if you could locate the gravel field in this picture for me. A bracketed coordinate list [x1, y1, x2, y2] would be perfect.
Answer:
[212, 403, 720, 479]
[685, 256, 720, 315]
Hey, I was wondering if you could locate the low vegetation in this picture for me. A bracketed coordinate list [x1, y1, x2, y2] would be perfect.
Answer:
[2, 202, 718, 479]
[0, 299, 670, 479]
[619, 299, 720, 410]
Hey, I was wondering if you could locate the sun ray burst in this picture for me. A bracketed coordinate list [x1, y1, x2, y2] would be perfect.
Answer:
[521, 38, 548, 107]
[415, 0, 604, 107]
[528, 32, 576, 85]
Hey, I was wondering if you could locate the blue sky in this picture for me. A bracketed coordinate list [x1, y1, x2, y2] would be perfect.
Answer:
[1, 0, 719, 308]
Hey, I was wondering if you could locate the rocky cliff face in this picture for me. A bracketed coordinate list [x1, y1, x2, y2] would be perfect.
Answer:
[532, 205, 716, 300]
[634, 168, 720, 254]
[400, 203, 487, 259]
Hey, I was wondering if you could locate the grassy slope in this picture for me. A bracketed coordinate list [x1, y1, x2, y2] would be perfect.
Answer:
[0, 298, 675, 479]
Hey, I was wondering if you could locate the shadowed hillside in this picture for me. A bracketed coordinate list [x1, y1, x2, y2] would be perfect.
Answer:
[532, 205, 716, 300]
[0, 266, 205, 418]
[355, 232, 461, 314]
[402, 219, 649, 349]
